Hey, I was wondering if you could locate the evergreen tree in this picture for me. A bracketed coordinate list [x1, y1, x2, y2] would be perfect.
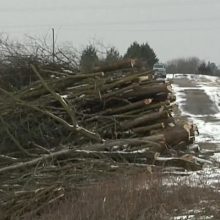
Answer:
[80, 45, 99, 72]
[124, 42, 158, 68]
[198, 62, 212, 75]
[105, 47, 121, 65]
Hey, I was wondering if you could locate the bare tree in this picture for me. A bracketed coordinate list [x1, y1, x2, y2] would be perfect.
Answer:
[166, 57, 202, 74]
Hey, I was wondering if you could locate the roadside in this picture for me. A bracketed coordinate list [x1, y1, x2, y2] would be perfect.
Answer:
[169, 74, 220, 180]
[170, 74, 220, 149]
[29, 74, 220, 220]
[28, 171, 220, 220]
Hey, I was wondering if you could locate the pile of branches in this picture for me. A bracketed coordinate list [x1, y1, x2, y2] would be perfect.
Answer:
[0, 59, 207, 219]
[0, 35, 80, 91]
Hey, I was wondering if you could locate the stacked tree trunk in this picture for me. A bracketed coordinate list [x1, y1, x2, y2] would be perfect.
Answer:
[0, 59, 206, 219]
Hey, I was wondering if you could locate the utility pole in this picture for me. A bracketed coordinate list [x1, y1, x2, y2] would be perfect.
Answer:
[52, 28, 55, 63]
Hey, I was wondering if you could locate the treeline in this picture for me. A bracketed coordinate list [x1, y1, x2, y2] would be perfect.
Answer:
[166, 57, 220, 76]
[0, 37, 158, 90]
[80, 42, 158, 72]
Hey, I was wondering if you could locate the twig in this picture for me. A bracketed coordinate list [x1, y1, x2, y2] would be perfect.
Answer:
[30, 142, 51, 154]
[0, 154, 18, 162]
[31, 64, 77, 125]
[0, 148, 73, 174]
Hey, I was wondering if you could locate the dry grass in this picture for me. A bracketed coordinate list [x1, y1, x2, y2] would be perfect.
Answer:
[20, 172, 220, 220]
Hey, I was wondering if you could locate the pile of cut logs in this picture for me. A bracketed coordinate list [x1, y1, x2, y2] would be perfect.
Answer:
[0, 59, 206, 218]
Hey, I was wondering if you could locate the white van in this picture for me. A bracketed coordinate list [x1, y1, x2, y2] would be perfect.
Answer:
[153, 63, 166, 78]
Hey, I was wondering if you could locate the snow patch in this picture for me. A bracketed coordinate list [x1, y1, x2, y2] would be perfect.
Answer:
[212, 153, 220, 163]
[61, 94, 68, 99]
[167, 73, 220, 83]
[173, 215, 194, 220]
[163, 167, 220, 187]
[202, 86, 220, 112]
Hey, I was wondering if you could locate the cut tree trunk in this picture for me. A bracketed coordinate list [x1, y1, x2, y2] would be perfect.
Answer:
[120, 84, 172, 100]
[121, 111, 169, 130]
[132, 123, 166, 134]
[91, 59, 138, 73]
[103, 99, 153, 115]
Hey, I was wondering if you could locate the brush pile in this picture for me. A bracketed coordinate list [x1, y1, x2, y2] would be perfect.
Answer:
[0, 59, 205, 219]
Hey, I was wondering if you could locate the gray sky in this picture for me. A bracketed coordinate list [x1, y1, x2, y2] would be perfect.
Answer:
[0, 0, 220, 64]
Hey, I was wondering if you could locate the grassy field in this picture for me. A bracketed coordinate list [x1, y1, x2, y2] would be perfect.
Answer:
[25, 172, 220, 220]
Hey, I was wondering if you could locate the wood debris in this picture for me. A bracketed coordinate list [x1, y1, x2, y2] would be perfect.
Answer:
[0, 59, 207, 219]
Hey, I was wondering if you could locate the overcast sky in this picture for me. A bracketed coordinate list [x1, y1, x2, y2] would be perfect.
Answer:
[0, 0, 220, 64]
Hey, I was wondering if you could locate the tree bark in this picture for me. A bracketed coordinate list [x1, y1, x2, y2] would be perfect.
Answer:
[103, 99, 152, 115]
[91, 59, 137, 73]
[121, 111, 169, 130]
[132, 123, 166, 134]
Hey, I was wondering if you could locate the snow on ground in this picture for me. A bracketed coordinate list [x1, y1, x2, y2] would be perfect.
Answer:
[163, 167, 220, 187]
[167, 73, 220, 86]
[168, 74, 220, 144]
[166, 74, 220, 220]
[166, 74, 220, 185]
[173, 85, 220, 143]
